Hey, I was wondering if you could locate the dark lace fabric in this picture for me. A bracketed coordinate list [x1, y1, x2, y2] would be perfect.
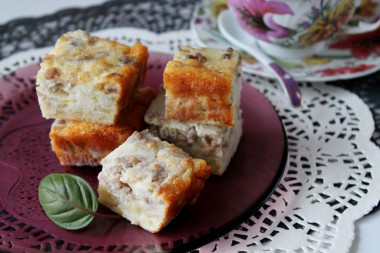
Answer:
[0, 0, 200, 59]
[329, 73, 380, 146]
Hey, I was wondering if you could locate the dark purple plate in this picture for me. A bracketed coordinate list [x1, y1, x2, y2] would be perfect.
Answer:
[0, 52, 287, 252]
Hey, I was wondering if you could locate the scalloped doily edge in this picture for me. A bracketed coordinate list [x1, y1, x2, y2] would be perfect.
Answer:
[269, 82, 379, 253]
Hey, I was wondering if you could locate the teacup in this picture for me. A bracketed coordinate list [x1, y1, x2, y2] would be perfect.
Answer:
[227, 0, 380, 58]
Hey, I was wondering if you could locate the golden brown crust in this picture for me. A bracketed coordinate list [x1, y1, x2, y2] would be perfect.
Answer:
[164, 61, 234, 126]
[97, 130, 211, 233]
[117, 87, 157, 128]
[163, 46, 241, 127]
[159, 158, 211, 221]
[145, 87, 243, 175]
[36, 30, 149, 125]
[49, 87, 156, 166]
[115, 42, 150, 114]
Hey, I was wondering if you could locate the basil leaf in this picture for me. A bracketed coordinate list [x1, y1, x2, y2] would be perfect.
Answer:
[38, 173, 98, 230]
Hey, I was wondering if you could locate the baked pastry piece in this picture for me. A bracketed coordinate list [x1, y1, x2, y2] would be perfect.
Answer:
[36, 30, 149, 125]
[98, 130, 211, 233]
[163, 46, 241, 127]
[145, 87, 242, 176]
[49, 87, 156, 166]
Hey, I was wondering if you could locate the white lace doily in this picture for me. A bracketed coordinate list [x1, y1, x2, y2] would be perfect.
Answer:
[1, 28, 380, 253]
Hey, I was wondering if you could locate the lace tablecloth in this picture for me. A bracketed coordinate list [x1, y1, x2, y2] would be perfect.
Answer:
[1, 1, 380, 252]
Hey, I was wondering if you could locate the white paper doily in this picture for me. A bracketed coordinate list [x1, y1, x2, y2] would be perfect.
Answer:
[1, 28, 380, 253]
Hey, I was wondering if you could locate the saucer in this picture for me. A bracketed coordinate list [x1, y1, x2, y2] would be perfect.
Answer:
[191, 0, 380, 81]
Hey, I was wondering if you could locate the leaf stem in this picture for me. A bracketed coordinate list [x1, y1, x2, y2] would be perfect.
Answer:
[91, 211, 122, 219]
[41, 186, 121, 220]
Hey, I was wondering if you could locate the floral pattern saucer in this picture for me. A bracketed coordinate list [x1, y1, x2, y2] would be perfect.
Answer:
[191, 0, 380, 81]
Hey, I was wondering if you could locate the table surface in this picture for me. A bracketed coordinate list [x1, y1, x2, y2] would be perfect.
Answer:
[1, 1, 380, 252]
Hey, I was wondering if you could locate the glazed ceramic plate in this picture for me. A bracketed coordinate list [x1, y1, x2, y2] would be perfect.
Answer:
[0, 52, 287, 252]
[191, 0, 380, 81]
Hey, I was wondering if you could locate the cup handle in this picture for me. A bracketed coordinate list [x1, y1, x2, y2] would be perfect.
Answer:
[342, 18, 380, 35]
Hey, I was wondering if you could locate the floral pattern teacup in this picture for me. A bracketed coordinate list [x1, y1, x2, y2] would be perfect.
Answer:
[227, 0, 379, 57]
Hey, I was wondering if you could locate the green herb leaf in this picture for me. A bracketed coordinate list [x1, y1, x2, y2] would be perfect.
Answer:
[38, 173, 98, 230]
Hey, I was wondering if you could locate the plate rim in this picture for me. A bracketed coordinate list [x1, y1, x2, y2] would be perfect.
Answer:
[0, 51, 288, 253]
[171, 86, 289, 252]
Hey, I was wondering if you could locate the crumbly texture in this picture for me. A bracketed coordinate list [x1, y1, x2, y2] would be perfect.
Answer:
[36, 30, 149, 125]
[163, 46, 241, 127]
[145, 88, 242, 176]
[49, 87, 156, 166]
[98, 130, 211, 233]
